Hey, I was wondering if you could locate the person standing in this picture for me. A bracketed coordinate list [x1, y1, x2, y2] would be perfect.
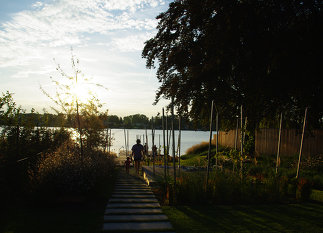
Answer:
[132, 139, 144, 175]
[124, 157, 132, 175]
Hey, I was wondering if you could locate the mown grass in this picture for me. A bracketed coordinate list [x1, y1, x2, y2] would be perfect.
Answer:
[162, 203, 323, 233]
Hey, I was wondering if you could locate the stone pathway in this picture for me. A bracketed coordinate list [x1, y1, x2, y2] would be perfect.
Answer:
[103, 171, 175, 232]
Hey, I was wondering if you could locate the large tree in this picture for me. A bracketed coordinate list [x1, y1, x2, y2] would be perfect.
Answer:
[142, 0, 323, 130]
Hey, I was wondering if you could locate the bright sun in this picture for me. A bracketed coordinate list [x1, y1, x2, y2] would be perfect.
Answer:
[70, 82, 93, 103]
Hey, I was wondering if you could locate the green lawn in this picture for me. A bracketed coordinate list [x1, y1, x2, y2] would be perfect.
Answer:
[162, 203, 323, 233]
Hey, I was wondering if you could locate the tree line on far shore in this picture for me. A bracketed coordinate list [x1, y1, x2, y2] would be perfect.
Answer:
[0, 111, 209, 130]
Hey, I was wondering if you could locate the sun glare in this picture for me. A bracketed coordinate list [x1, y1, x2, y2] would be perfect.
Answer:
[70, 82, 92, 103]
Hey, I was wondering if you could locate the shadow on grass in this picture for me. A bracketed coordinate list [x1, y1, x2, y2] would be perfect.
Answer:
[162, 203, 323, 233]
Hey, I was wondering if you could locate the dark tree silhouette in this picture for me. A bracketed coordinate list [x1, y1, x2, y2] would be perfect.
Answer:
[142, 0, 323, 129]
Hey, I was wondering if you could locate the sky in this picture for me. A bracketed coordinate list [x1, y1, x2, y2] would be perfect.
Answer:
[0, 0, 171, 117]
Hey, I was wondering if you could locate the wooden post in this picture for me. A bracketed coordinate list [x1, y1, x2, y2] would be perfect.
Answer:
[296, 107, 308, 179]
[240, 105, 243, 179]
[127, 130, 129, 155]
[162, 108, 166, 182]
[124, 128, 127, 157]
[234, 117, 238, 150]
[215, 111, 219, 170]
[178, 115, 181, 175]
[276, 113, 283, 175]
[108, 129, 111, 155]
[159, 134, 161, 163]
[105, 128, 109, 153]
[152, 116, 155, 175]
[145, 128, 148, 164]
[171, 100, 176, 199]
[166, 114, 169, 175]
[206, 100, 214, 185]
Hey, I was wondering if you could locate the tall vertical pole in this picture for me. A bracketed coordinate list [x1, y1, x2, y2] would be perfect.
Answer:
[276, 113, 283, 175]
[105, 128, 109, 153]
[240, 105, 243, 179]
[127, 130, 129, 156]
[206, 100, 214, 185]
[108, 129, 111, 155]
[152, 117, 155, 175]
[145, 128, 148, 163]
[162, 108, 166, 182]
[124, 128, 127, 157]
[215, 111, 219, 170]
[178, 115, 181, 175]
[171, 100, 176, 200]
[166, 114, 169, 175]
[168, 126, 172, 153]
[234, 118, 238, 150]
[159, 134, 161, 163]
[296, 107, 308, 179]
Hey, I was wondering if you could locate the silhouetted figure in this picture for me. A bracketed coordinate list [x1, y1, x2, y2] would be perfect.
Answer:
[124, 156, 132, 175]
[132, 139, 144, 175]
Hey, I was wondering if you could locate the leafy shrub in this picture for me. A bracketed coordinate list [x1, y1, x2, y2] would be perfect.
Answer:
[313, 175, 323, 190]
[159, 170, 292, 205]
[296, 178, 312, 201]
[30, 141, 115, 201]
[185, 141, 212, 155]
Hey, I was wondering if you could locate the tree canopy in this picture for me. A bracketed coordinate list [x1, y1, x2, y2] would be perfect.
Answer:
[142, 0, 323, 129]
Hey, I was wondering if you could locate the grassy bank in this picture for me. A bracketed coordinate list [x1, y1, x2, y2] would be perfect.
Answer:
[162, 203, 323, 233]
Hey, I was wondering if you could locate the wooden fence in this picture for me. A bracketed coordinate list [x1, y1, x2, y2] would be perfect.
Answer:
[213, 129, 241, 150]
[213, 129, 323, 157]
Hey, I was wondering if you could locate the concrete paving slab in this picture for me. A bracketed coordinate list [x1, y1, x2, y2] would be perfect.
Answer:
[115, 183, 145, 186]
[111, 194, 155, 198]
[105, 208, 163, 214]
[109, 198, 158, 203]
[102, 221, 173, 231]
[113, 190, 151, 193]
[106, 202, 160, 208]
[114, 188, 151, 192]
[104, 214, 168, 222]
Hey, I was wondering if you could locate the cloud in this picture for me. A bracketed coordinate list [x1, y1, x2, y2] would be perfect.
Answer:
[0, 0, 170, 116]
[110, 32, 155, 52]
[0, 0, 164, 68]
[32, 1, 44, 9]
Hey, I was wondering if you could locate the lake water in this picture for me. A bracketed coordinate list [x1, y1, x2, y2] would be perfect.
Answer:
[108, 129, 214, 156]
[0, 126, 214, 156]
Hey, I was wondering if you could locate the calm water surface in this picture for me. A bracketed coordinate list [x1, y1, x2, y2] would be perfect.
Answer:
[109, 129, 215, 156]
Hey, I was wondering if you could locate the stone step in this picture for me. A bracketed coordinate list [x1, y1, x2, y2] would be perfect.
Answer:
[105, 208, 163, 215]
[115, 183, 147, 187]
[114, 188, 151, 192]
[113, 191, 154, 194]
[102, 221, 173, 232]
[104, 214, 168, 222]
[109, 198, 158, 203]
[114, 186, 148, 188]
[112, 194, 155, 198]
[106, 203, 160, 208]
[115, 186, 147, 189]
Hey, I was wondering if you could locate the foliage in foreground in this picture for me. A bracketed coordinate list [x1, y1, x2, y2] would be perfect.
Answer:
[30, 141, 115, 201]
[162, 203, 323, 233]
